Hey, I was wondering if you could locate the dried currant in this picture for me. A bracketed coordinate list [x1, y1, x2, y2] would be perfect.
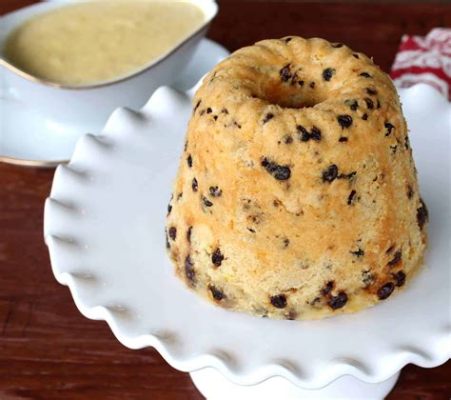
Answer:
[387, 250, 402, 267]
[298, 125, 322, 142]
[193, 99, 201, 113]
[261, 158, 291, 181]
[347, 190, 357, 205]
[310, 126, 322, 141]
[263, 113, 274, 124]
[322, 164, 339, 182]
[297, 125, 310, 142]
[393, 271, 406, 287]
[417, 199, 428, 230]
[384, 122, 395, 136]
[377, 282, 394, 300]
[270, 294, 287, 308]
[364, 97, 374, 109]
[209, 285, 225, 301]
[168, 227, 177, 241]
[209, 186, 222, 197]
[211, 248, 224, 267]
[322, 68, 336, 81]
[202, 196, 213, 207]
[337, 115, 353, 128]
[185, 255, 196, 284]
[192, 177, 198, 192]
[321, 281, 335, 296]
[284, 135, 293, 144]
[279, 64, 292, 82]
[404, 135, 410, 150]
[351, 247, 365, 257]
[345, 99, 359, 111]
[328, 292, 348, 309]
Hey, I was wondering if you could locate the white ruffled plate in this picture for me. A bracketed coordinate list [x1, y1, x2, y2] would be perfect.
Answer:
[44, 83, 451, 389]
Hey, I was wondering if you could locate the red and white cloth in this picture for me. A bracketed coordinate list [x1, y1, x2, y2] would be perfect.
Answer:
[390, 28, 451, 101]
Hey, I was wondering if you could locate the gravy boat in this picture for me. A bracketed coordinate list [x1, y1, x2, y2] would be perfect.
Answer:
[0, 0, 218, 127]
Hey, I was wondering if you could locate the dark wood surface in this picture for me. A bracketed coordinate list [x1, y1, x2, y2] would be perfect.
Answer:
[1, 1, 450, 399]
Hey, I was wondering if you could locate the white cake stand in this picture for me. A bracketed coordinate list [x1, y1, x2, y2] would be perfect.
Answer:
[190, 369, 401, 399]
[44, 83, 451, 399]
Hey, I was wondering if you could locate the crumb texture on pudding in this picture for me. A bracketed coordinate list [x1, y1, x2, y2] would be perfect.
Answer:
[166, 36, 428, 320]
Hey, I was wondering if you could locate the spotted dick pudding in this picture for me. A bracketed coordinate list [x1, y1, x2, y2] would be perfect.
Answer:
[165, 36, 428, 320]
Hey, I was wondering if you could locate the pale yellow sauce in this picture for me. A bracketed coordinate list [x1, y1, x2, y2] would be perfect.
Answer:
[4, 1, 205, 86]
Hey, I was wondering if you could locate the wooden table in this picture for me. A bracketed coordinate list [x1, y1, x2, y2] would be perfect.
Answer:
[1, 1, 450, 399]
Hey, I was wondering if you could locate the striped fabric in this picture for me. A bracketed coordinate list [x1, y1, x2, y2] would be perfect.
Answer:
[391, 28, 451, 100]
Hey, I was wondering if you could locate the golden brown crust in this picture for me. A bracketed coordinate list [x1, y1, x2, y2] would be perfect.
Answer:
[166, 37, 428, 320]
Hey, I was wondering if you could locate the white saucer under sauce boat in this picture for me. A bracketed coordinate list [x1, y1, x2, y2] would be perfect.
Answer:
[44, 83, 451, 399]
[0, 0, 219, 167]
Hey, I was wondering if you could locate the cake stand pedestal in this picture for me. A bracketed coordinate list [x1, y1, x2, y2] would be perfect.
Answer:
[190, 368, 400, 400]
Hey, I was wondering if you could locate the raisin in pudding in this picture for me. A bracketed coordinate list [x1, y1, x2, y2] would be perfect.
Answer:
[166, 37, 428, 320]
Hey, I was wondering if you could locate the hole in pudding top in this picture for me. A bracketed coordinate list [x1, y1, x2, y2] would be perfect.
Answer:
[250, 63, 329, 109]
[258, 81, 325, 109]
